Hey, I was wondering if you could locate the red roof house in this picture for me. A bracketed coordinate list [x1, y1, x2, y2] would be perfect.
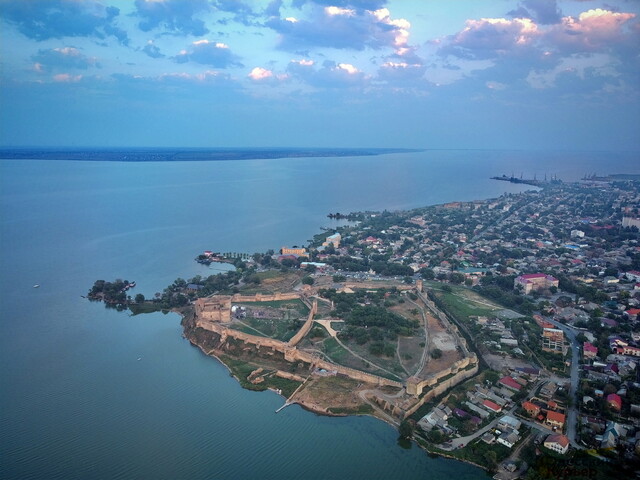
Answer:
[606, 393, 622, 411]
[522, 401, 540, 417]
[583, 342, 598, 359]
[483, 399, 502, 413]
[545, 411, 566, 429]
[499, 376, 522, 391]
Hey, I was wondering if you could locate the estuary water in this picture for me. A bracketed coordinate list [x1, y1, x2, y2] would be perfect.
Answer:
[1, 149, 637, 480]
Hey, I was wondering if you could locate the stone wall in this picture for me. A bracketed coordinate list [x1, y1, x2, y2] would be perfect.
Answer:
[231, 292, 301, 303]
[195, 313, 402, 389]
[195, 296, 231, 322]
[287, 299, 317, 347]
[406, 353, 478, 396]
[403, 363, 479, 418]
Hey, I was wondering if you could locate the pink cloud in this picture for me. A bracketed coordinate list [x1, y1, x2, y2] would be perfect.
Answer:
[53, 73, 82, 83]
[448, 17, 539, 58]
[547, 9, 637, 53]
[248, 67, 273, 80]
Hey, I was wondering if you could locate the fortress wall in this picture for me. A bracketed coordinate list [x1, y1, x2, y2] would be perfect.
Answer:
[404, 363, 479, 418]
[231, 292, 301, 303]
[287, 300, 317, 347]
[194, 319, 402, 389]
[407, 354, 478, 396]
[343, 283, 414, 292]
[197, 320, 287, 351]
[195, 297, 232, 322]
[285, 348, 402, 388]
[275, 371, 306, 383]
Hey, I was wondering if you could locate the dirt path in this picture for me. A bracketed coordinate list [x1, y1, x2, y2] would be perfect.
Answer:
[333, 336, 403, 381]
[315, 319, 343, 337]
[406, 296, 430, 376]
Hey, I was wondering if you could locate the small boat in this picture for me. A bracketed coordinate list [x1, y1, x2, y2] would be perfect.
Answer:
[137, 357, 142, 361]
[33, 284, 40, 288]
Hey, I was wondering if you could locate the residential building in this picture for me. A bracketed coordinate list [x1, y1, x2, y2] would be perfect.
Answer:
[499, 376, 522, 392]
[583, 342, 598, 359]
[498, 415, 522, 431]
[542, 328, 566, 354]
[522, 401, 540, 417]
[497, 430, 520, 449]
[545, 411, 566, 430]
[606, 393, 622, 412]
[482, 399, 502, 413]
[544, 434, 570, 454]
[514, 273, 559, 294]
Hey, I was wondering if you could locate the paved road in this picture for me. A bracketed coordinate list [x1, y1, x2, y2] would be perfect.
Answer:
[545, 317, 581, 448]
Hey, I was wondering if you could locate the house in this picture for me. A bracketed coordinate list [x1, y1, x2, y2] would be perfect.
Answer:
[514, 273, 559, 294]
[600, 421, 626, 449]
[522, 401, 540, 417]
[542, 328, 566, 354]
[615, 345, 640, 357]
[625, 308, 640, 320]
[499, 376, 522, 392]
[623, 270, 640, 282]
[606, 393, 622, 411]
[545, 411, 566, 430]
[497, 430, 520, 449]
[498, 415, 522, 431]
[539, 382, 558, 398]
[514, 366, 540, 378]
[482, 399, 502, 413]
[544, 434, 570, 454]
[583, 342, 598, 359]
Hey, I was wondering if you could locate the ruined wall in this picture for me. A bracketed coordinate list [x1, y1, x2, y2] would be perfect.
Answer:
[404, 363, 479, 418]
[406, 353, 478, 396]
[231, 292, 301, 303]
[285, 347, 403, 388]
[287, 299, 317, 347]
[195, 297, 231, 322]
[196, 314, 402, 388]
[275, 370, 306, 383]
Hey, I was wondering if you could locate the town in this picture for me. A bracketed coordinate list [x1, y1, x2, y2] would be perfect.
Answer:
[89, 176, 640, 478]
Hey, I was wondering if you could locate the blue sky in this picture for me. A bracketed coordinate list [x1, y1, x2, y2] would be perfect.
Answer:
[0, 0, 638, 150]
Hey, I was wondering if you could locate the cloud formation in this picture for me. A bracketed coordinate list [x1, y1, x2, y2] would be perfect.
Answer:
[134, 0, 210, 36]
[143, 41, 165, 59]
[174, 40, 243, 68]
[32, 47, 99, 71]
[286, 59, 368, 88]
[508, 0, 562, 25]
[266, 4, 412, 52]
[0, 0, 128, 43]
[441, 17, 540, 60]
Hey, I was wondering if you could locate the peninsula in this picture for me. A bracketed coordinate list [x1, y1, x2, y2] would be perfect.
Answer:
[89, 176, 639, 478]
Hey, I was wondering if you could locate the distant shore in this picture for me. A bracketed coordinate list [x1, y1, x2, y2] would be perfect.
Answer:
[0, 147, 422, 163]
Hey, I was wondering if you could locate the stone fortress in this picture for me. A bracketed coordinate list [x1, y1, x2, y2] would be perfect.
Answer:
[190, 282, 478, 420]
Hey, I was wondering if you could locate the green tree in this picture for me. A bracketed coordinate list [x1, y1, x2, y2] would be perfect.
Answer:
[302, 276, 315, 285]
[134, 293, 145, 304]
[399, 420, 414, 439]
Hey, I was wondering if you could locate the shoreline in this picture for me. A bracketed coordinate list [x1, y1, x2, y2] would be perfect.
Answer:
[177, 310, 492, 475]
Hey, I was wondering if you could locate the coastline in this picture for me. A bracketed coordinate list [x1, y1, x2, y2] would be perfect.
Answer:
[177, 307, 493, 475]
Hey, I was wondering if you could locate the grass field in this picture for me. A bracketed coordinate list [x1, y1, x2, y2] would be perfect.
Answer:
[428, 283, 501, 322]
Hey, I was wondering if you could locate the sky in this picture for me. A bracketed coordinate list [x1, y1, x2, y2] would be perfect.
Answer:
[0, 0, 639, 150]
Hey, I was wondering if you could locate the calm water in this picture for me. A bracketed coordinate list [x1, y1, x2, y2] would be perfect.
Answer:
[1, 150, 637, 479]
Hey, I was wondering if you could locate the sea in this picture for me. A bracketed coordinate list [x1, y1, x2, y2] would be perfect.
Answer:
[1, 149, 638, 480]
